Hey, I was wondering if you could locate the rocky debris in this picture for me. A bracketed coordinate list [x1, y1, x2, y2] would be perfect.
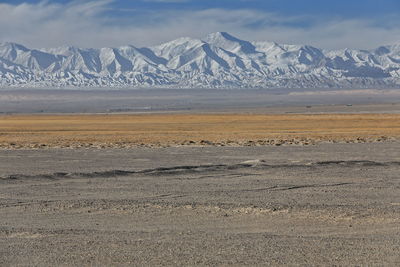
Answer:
[0, 136, 397, 150]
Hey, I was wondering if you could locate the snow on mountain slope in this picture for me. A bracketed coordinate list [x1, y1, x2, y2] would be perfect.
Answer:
[0, 32, 399, 88]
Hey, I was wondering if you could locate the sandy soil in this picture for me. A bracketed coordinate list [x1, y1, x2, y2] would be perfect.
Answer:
[1, 113, 400, 149]
[0, 143, 399, 266]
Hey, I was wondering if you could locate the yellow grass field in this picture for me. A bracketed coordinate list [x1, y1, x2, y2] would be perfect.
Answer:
[1, 113, 400, 149]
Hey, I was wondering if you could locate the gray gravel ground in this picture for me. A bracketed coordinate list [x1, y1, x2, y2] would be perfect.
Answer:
[0, 143, 399, 266]
[1, 89, 400, 114]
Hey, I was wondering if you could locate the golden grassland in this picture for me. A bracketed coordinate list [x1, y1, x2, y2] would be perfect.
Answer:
[1, 113, 400, 149]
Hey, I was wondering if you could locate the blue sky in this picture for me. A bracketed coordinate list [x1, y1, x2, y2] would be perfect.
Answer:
[2, 0, 399, 17]
[114, 0, 399, 18]
[0, 0, 399, 49]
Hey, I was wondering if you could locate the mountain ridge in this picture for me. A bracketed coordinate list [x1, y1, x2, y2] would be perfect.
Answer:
[1, 32, 399, 89]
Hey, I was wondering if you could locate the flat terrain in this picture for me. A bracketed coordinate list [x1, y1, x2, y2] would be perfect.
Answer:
[0, 144, 399, 266]
[1, 89, 400, 114]
[1, 113, 400, 149]
[1, 89, 400, 265]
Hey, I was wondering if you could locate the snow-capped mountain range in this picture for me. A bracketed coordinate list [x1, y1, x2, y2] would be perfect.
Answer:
[1, 32, 400, 89]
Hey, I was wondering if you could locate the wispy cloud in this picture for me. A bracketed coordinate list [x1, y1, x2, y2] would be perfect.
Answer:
[0, 1, 399, 50]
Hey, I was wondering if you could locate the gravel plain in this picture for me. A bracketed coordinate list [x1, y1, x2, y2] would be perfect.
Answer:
[1, 143, 399, 266]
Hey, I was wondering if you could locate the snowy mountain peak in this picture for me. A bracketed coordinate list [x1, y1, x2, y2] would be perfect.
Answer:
[1, 34, 400, 89]
[204, 32, 238, 42]
[42, 46, 83, 56]
[0, 42, 29, 58]
[0, 42, 28, 50]
[203, 32, 256, 54]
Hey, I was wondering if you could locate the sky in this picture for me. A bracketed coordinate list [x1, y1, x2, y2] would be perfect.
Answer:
[0, 0, 399, 50]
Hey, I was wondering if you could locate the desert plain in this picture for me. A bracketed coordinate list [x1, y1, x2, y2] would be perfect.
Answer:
[1, 113, 400, 149]
[0, 90, 400, 266]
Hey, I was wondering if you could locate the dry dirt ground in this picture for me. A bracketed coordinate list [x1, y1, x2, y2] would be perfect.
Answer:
[1, 113, 400, 149]
[0, 143, 399, 266]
